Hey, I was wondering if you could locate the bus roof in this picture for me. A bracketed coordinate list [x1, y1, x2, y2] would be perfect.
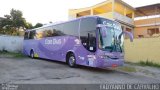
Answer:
[25, 16, 119, 32]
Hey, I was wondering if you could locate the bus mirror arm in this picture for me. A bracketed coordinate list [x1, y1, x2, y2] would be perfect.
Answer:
[118, 31, 133, 42]
[123, 31, 133, 42]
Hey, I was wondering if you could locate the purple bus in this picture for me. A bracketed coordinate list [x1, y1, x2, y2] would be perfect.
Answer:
[23, 16, 133, 68]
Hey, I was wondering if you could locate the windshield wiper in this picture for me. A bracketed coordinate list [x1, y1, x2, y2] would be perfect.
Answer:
[111, 35, 122, 52]
[104, 46, 113, 52]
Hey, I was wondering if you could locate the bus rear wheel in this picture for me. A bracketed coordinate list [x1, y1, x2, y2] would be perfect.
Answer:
[30, 50, 34, 59]
[67, 54, 76, 67]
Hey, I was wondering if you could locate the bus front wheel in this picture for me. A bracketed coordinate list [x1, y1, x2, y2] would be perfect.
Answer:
[30, 50, 34, 59]
[67, 54, 76, 67]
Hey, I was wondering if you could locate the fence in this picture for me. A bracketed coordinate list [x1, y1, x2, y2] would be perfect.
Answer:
[0, 35, 23, 53]
[124, 37, 160, 64]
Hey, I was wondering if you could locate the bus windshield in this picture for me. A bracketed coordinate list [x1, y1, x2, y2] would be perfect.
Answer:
[98, 20, 124, 52]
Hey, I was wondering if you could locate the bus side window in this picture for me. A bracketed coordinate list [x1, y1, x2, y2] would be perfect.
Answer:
[53, 25, 64, 36]
[63, 20, 79, 36]
[36, 31, 43, 39]
[80, 17, 97, 52]
[44, 30, 53, 37]
[29, 31, 36, 39]
[50, 29, 57, 36]
[24, 32, 29, 40]
[88, 32, 96, 52]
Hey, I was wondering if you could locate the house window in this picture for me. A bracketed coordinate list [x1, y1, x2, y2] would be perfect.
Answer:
[147, 28, 159, 36]
[138, 35, 144, 38]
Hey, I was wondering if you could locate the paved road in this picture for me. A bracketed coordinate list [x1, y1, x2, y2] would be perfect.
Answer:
[0, 57, 160, 84]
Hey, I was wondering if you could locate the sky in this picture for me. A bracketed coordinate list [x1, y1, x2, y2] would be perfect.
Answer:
[0, 0, 159, 25]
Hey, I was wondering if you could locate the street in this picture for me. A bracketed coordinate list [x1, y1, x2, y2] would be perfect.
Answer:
[0, 57, 160, 84]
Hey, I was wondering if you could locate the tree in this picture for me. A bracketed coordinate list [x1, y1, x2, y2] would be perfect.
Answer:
[0, 16, 12, 34]
[0, 8, 43, 35]
[10, 9, 27, 29]
[34, 23, 43, 28]
[25, 22, 33, 29]
[0, 8, 29, 35]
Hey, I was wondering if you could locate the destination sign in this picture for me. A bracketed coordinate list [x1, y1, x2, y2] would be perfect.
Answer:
[102, 21, 121, 30]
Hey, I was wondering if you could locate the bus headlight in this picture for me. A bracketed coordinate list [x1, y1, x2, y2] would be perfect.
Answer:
[99, 55, 108, 59]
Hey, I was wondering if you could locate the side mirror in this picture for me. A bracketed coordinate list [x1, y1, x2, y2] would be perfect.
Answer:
[124, 31, 133, 42]
[118, 31, 133, 42]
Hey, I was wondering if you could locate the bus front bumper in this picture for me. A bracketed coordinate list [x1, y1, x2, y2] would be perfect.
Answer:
[96, 58, 124, 68]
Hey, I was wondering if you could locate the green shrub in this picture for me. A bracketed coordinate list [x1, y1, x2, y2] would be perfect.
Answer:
[139, 60, 160, 68]
[0, 51, 26, 58]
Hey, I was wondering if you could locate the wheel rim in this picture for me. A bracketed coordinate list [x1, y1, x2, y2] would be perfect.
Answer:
[69, 56, 75, 66]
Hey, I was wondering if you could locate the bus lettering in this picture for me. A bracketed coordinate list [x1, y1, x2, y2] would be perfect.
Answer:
[45, 39, 62, 45]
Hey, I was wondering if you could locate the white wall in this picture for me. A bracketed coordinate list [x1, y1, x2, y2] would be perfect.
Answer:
[0, 35, 23, 53]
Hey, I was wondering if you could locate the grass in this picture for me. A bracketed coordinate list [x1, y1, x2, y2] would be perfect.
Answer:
[138, 60, 160, 68]
[118, 60, 160, 72]
[126, 60, 160, 68]
[0, 51, 26, 58]
[117, 66, 136, 72]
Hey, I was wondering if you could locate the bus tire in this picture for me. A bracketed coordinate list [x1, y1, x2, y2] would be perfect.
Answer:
[30, 50, 34, 59]
[67, 53, 76, 67]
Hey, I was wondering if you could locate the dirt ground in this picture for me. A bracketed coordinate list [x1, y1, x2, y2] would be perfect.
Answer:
[0, 56, 160, 84]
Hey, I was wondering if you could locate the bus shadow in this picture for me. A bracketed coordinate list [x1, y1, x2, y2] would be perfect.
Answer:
[78, 65, 116, 73]
[35, 57, 67, 65]
[35, 57, 116, 74]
